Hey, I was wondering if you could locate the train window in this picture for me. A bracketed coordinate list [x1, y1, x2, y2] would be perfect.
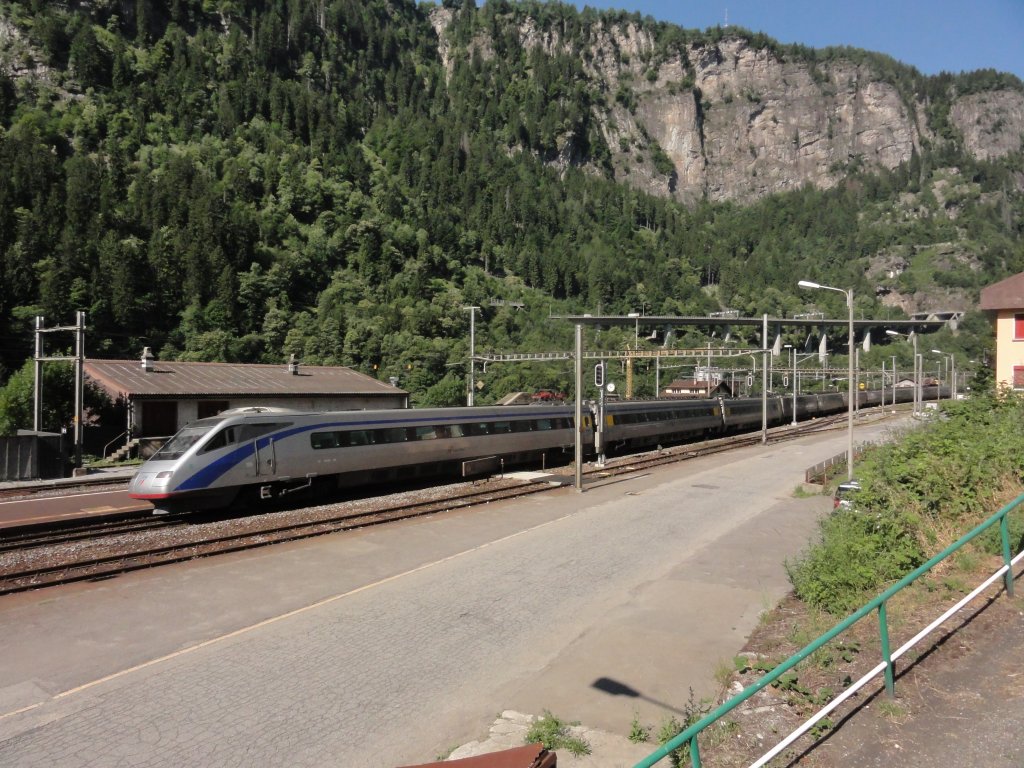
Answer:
[535, 418, 552, 431]
[491, 421, 512, 434]
[449, 424, 466, 438]
[199, 426, 239, 454]
[414, 425, 438, 440]
[310, 432, 340, 450]
[152, 423, 217, 461]
[238, 422, 292, 442]
[347, 430, 372, 446]
[375, 427, 409, 444]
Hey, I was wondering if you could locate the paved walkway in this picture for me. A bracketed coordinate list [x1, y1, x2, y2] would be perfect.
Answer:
[0, 466, 135, 492]
[0, 417, 932, 767]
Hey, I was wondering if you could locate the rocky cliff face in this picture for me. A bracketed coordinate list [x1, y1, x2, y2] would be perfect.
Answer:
[949, 89, 1024, 161]
[431, 13, 1023, 205]
[645, 39, 923, 204]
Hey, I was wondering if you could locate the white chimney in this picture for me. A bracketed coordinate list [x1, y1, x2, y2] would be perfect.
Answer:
[287, 354, 299, 375]
[141, 347, 155, 372]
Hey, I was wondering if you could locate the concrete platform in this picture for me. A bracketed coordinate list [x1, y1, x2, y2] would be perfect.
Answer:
[0, 417, 909, 767]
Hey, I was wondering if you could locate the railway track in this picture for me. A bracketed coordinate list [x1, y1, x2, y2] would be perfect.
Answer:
[0, 514, 186, 554]
[0, 412, 855, 595]
[0, 479, 555, 595]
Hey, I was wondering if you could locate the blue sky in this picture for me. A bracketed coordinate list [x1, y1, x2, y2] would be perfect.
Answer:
[570, 0, 1024, 80]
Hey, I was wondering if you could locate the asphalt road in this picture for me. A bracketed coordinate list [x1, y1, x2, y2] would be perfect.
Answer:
[0, 417, 908, 767]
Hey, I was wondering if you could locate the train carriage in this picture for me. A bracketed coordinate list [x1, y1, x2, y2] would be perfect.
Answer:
[858, 388, 883, 408]
[129, 405, 590, 514]
[128, 384, 931, 516]
[600, 399, 724, 450]
[815, 392, 847, 416]
[720, 396, 784, 432]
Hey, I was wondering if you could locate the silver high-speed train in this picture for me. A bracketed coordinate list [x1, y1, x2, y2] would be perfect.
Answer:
[128, 387, 941, 514]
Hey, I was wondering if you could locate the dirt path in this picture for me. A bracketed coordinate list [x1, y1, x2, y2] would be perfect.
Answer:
[811, 591, 1024, 768]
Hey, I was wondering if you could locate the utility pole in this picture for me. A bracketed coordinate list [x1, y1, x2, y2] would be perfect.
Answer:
[73, 311, 85, 468]
[33, 316, 44, 432]
[34, 312, 87, 469]
[463, 306, 479, 406]
[761, 314, 768, 444]
[574, 323, 583, 492]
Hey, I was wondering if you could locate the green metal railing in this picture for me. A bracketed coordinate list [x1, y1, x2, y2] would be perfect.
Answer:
[635, 491, 1024, 768]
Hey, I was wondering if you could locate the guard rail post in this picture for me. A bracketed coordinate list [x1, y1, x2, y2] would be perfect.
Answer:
[878, 602, 894, 697]
[1001, 515, 1015, 597]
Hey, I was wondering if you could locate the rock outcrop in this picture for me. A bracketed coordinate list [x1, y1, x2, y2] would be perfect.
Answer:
[431, 13, 1023, 205]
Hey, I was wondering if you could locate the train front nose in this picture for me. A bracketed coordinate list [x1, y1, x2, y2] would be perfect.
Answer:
[128, 465, 176, 498]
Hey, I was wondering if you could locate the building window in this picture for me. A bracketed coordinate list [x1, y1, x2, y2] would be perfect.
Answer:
[1015, 366, 1024, 390]
[1016, 314, 1024, 340]
[198, 400, 229, 419]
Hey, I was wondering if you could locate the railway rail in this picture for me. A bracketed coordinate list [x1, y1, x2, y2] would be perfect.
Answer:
[0, 411, 856, 596]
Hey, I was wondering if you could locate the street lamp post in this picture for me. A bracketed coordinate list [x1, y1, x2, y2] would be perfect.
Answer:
[886, 329, 919, 415]
[799, 280, 854, 480]
[932, 349, 955, 400]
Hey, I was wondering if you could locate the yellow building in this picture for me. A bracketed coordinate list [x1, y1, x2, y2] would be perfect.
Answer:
[980, 272, 1024, 391]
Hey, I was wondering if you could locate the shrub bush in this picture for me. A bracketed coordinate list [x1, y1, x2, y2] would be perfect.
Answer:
[788, 390, 1024, 613]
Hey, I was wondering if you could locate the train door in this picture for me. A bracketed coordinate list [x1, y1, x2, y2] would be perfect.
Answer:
[240, 422, 292, 479]
[254, 437, 277, 477]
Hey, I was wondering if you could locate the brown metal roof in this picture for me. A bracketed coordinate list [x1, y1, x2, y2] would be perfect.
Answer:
[664, 378, 709, 389]
[84, 359, 407, 399]
[980, 271, 1024, 310]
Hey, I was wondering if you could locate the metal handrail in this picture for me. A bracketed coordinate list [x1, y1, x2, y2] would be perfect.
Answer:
[101, 431, 128, 460]
[635, 491, 1024, 768]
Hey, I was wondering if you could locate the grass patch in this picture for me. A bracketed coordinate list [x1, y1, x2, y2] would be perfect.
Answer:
[877, 700, 908, 720]
[628, 711, 651, 743]
[792, 484, 819, 498]
[524, 711, 590, 757]
[653, 688, 711, 768]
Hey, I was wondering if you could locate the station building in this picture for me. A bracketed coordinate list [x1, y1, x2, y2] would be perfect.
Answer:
[980, 271, 1024, 391]
[85, 351, 408, 458]
[660, 378, 733, 398]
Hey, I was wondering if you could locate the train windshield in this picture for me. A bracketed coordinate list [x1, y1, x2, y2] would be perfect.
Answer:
[151, 422, 220, 461]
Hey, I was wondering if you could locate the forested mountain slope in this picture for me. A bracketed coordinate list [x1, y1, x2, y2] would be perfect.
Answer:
[0, 0, 1021, 412]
